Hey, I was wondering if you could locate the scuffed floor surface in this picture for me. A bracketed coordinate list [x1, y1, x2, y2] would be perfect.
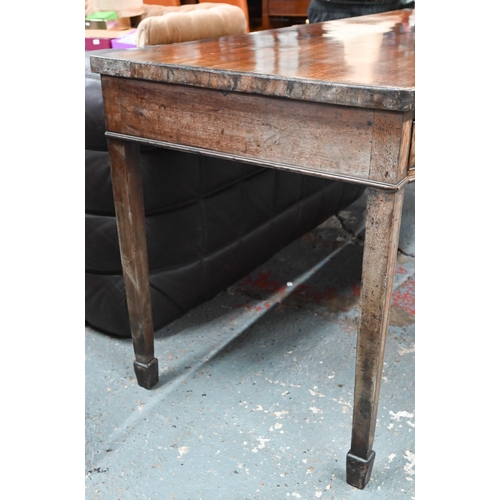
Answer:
[86, 184, 415, 500]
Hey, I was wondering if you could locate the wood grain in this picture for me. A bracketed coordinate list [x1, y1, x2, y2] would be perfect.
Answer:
[95, 10, 415, 487]
[104, 77, 377, 179]
[349, 187, 405, 459]
[369, 110, 414, 183]
[101, 76, 122, 133]
[107, 138, 155, 365]
[90, 9, 415, 111]
[409, 121, 415, 169]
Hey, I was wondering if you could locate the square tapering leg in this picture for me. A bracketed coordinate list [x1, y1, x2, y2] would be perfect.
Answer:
[347, 188, 405, 488]
[108, 138, 159, 390]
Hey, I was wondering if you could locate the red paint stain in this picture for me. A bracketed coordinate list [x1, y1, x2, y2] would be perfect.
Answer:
[392, 277, 415, 314]
[351, 284, 361, 297]
[293, 284, 337, 304]
[234, 300, 273, 312]
[239, 271, 285, 293]
[395, 266, 408, 275]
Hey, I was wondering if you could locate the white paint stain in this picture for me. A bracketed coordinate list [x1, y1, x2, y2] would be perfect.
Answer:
[309, 407, 323, 414]
[337, 398, 352, 409]
[390, 410, 414, 421]
[178, 446, 189, 458]
[252, 437, 270, 453]
[275, 423, 283, 429]
[389, 410, 415, 429]
[315, 492, 323, 498]
[398, 345, 415, 356]
[404, 450, 415, 476]
[265, 378, 301, 388]
[388, 453, 396, 462]
[309, 389, 326, 398]
[273, 410, 290, 419]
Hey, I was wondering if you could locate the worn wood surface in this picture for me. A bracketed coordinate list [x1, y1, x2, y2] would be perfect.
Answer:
[369, 110, 414, 183]
[94, 9, 415, 487]
[409, 121, 415, 169]
[90, 9, 415, 111]
[347, 187, 405, 487]
[107, 139, 157, 376]
[102, 76, 376, 180]
[101, 76, 123, 134]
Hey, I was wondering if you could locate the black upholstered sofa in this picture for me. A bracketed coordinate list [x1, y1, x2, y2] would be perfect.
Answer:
[85, 50, 365, 338]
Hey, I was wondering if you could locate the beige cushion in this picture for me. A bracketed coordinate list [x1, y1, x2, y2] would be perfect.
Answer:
[136, 3, 247, 47]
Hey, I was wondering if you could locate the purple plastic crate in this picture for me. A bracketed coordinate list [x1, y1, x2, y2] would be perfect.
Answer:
[111, 30, 137, 49]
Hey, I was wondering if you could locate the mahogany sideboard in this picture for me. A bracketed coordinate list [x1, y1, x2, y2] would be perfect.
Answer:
[90, 9, 415, 489]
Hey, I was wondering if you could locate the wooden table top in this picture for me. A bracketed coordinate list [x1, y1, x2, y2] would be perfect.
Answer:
[91, 9, 414, 112]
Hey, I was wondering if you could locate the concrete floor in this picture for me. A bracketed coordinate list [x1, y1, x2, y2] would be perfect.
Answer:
[85, 183, 415, 500]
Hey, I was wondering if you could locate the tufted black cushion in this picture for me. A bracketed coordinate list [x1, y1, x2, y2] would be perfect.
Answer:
[85, 51, 365, 337]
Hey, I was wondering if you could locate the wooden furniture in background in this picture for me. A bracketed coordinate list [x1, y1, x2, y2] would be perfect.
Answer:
[200, 0, 250, 32]
[261, 0, 309, 29]
[91, 9, 415, 489]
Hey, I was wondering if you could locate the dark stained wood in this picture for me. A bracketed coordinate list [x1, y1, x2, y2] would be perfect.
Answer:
[92, 10, 415, 488]
[346, 187, 405, 489]
[347, 450, 376, 490]
[107, 138, 159, 389]
[101, 76, 122, 133]
[90, 9, 415, 111]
